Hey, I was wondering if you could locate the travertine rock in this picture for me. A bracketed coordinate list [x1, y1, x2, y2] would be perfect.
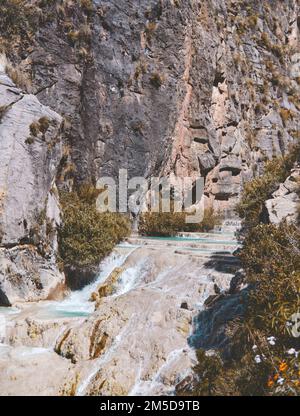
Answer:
[0, 345, 76, 396]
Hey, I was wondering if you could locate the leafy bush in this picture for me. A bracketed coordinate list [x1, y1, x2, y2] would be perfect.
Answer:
[58, 185, 131, 272]
[239, 223, 300, 338]
[139, 207, 220, 237]
[180, 350, 238, 396]
[5, 62, 32, 91]
[183, 208, 221, 233]
[80, 0, 94, 14]
[0, 105, 8, 121]
[181, 222, 300, 396]
[150, 72, 164, 88]
[182, 140, 300, 396]
[29, 117, 50, 136]
[0, 0, 37, 38]
[139, 211, 186, 237]
[233, 223, 300, 396]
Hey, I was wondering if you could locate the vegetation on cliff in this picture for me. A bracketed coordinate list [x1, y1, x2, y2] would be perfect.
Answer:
[0, 0, 95, 91]
[182, 150, 300, 396]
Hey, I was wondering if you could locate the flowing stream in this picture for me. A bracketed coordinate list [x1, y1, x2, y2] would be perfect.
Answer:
[0, 225, 241, 395]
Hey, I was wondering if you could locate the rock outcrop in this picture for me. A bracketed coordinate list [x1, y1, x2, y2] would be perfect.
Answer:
[0, 58, 65, 305]
[265, 166, 300, 224]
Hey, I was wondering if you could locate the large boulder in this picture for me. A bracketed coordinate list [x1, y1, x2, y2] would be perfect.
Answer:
[0, 246, 64, 305]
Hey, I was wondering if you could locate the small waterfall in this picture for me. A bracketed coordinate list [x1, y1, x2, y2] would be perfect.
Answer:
[0, 224, 241, 396]
[113, 258, 150, 296]
[36, 246, 137, 319]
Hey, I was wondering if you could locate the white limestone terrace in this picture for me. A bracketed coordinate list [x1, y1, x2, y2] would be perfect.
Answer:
[0, 222, 241, 396]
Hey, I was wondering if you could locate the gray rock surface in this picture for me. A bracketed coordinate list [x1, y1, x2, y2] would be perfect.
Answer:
[0, 247, 64, 305]
[4, 0, 298, 214]
[0, 64, 65, 304]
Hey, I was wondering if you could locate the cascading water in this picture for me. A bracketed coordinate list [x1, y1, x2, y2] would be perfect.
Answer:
[128, 348, 190, 396]
[32, 245, 138, 320]
[0, 225, 241, 396]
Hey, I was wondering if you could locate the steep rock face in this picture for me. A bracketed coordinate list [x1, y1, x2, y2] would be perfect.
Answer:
[8, 0, 297, 215]
[0, 60, 65, 304]
[162, 0, 300, 214]
[24, 0, 201, 185]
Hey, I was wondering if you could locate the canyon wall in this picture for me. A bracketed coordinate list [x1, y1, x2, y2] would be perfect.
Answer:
[27, 0, 300, 212]
[0, 0, 299, 302]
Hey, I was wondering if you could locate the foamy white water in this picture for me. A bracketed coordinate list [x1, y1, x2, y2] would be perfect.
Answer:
[35, 246, 137, 319]
[0, 225, 240, 396]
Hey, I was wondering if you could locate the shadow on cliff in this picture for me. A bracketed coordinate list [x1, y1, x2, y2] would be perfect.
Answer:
[188, 289, 248, 360]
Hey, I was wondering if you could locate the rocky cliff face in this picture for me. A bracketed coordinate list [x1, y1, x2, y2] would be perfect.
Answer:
[0, 0, 299, 302]
[4, 0, 300, 206]
[0, 57, 65, 304]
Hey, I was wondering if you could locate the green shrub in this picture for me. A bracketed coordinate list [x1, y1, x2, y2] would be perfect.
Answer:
[0, 105, 8, 121]
[182, 223, 300, 396]
[29, 121, 40, 136]
[183, 141, 300, 396]
[5, 61, 32, 92]
[182, 208, 221, 233]
[80, 0, 94, 14]
[279, 108, 295, 125]
[139, 207, 220, 237]
[38, 116, 50, 133]
[183, 350, 238, 396]
[29, 117, 50, 137]
[236, 222, 300, 396]
[0, 0, 36, 38]
[58, 185, 131, 271]
[139, 211, 186, 237]
[240, 223, 300, 337]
